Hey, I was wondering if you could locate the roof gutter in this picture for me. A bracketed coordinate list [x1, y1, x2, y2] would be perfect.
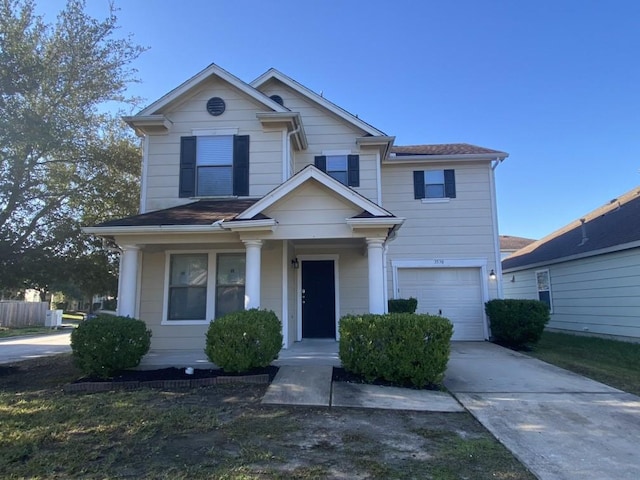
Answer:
[384, 153, 508, 164]
[82, 224, 228, 236]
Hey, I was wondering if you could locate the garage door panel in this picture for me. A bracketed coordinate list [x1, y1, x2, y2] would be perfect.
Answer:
[397, 267, 485, 341]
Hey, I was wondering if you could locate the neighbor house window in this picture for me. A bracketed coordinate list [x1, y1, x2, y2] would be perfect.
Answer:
[215, 253, 246, 318]
[179, 135, 249, 198]
[413, 169, 456, 199]
[168, 254, 208, 320]
[314, 154, 360, 187]
[536, 269, 553, 312]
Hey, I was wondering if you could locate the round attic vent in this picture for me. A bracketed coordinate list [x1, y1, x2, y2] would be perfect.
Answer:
[206, 97, 226, 116]
[270, 94, 284, 106]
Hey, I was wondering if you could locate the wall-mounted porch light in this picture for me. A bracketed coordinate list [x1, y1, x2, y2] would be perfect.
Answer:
[291, 258, 299, 269]
[489, 269, 496, 280]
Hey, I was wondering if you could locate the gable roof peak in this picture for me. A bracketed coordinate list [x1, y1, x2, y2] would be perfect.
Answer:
[251, 68, 387, 137]
[136, 62, 287, 117]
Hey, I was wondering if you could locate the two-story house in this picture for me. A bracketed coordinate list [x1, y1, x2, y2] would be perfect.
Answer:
[85, 63, 508, 352]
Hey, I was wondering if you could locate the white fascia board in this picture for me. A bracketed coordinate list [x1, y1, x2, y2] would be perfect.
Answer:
[137, 63, 287, 116]
[251, 69, 386, 137]
[82, 225, 226, 236]
[256, 112, 308, 150]
[237, 166, 393, 220]
[122, 115, 172, 136]
[502, 240, 640, 273]
[222, 218, 277, 232]
[384, 153, 509, 164]
[346, 217, 405, 230]
[357, 136, 395, 160]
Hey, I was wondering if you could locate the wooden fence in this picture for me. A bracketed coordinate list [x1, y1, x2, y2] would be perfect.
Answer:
[0, 301, 48, 327]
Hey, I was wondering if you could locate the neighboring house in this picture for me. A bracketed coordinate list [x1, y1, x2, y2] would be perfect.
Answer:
[499, 235, 536, 260]
[84, 63, 508, 352]
[503, 187, 640, 341]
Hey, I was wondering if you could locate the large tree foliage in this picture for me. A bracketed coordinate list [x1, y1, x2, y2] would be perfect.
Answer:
[0, 0, 144, 298]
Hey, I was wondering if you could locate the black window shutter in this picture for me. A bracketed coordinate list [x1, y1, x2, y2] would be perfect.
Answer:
[233, 135, 250, 196]
[314, 155, 327, 172]
[347, 154, 360, 187]
[179, 136, 197, 198]
[413, 171, 425, 199]
[444, 169, 456, 198]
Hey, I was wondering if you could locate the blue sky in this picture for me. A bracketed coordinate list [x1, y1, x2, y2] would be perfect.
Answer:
[37, 0, 640, 240]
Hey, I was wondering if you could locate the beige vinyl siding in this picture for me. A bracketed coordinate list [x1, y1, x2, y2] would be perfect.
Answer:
[503, 248, 640, 340]
[257, 80, 379, 202]
[502, 270, 538, 300]
[336, 249, 368, 316]
[144, 77, 284, 212]
[382, 161, 499, 298]
[263, 181, 362, 240]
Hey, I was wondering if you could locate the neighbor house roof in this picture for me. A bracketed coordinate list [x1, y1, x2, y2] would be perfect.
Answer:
[95, 199, 260, 227]
[503, 187, 640, 271]
[391, 143, 507, 156]
[500, 235, 536, 251]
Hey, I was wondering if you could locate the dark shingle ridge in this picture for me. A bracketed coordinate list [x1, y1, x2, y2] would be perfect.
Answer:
[391, 143, 506, 156]
[503, 187, 640, 270]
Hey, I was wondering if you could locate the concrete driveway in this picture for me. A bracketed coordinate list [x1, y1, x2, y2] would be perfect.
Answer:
[445, 342, 640, 480]
[0, 332, 71, 365]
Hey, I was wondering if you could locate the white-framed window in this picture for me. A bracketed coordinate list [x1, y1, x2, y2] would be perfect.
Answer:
[196, 135, 233, 196]
[163, 250, 245, 324]
[535, 269, 553, 313]
[413, 169, 456, 200]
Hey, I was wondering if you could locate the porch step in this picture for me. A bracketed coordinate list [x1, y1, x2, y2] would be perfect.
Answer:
[261, 365, 333, 407]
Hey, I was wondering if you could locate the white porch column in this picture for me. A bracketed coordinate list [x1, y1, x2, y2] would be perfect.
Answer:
[367, 238, 386, 314]
[118, 245, 139, 318]
[243, 240, 263, 309]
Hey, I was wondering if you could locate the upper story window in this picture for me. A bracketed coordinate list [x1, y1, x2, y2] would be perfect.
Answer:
[413, 169, 456, 200]
[314, 154, 360, 187]
[179, 135, 249, 198]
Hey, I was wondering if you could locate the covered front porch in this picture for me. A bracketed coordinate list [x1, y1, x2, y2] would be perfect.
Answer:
[138, 338, 340, 369]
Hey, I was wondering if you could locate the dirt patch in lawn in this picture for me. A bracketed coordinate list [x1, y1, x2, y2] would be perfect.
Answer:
[0, 355, 535, 479]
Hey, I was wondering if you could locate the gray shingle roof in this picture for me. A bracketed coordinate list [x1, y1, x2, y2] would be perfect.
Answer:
[96, 199, 260, 227]
[503, 187, 640, 271]
[391, 143, 507, 156]
[500, 235, 536, 251]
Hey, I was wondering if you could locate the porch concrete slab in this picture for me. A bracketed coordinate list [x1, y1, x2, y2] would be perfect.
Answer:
[262, 365, 333, 406]
[137, 349, 217, 370]
[332, 382, 464, 412]
[457, 392, 640, 480]
[444, 341, 619, 393]
[274, 339, 340, 366]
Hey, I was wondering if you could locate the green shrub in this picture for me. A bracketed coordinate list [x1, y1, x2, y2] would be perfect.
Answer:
[387, 297, 418, 313]
[70, 315, 151, 378]
[339, 313, 453, 388]
[205, 309, 283, 373]
[485, 299, 550, 349]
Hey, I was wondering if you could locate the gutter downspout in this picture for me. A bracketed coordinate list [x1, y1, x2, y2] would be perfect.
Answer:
[490, 158, 504, 299]
[286, 125, 301, 180]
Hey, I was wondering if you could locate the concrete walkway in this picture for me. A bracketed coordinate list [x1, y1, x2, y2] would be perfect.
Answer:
[0, 331, 71, 365]
[444, 342, 640, 480]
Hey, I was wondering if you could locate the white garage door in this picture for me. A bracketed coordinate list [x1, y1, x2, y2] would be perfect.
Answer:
[397, 267, 486, 341]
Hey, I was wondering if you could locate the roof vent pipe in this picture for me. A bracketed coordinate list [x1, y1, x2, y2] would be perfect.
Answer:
[578, 218, 589, 246]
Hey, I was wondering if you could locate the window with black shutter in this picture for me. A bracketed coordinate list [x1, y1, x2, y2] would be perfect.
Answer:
[413, 169, 456, 199]
[314, 154, 359, 187]
[179, 135, 249, 197]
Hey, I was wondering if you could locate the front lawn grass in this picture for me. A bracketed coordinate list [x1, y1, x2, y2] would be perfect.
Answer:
[0, 354, 536, 479]
[529, 331, 640, 396]
[0, 326, 59, 339]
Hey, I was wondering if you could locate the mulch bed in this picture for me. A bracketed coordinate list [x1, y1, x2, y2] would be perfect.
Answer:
[332, 367, 441, 390]
[65, 365, 279, 393]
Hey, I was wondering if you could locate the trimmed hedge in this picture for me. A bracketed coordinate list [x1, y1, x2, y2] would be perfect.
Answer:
[205, 309, 283, 373]
[339, 313, 453, 387]
[387, 297, 418, 313]
[485, 299, 550, 349]
[71, 315, 151, 378]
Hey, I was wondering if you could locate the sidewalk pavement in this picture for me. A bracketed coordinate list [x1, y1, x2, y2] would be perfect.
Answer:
[0, 331, 71, 365]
